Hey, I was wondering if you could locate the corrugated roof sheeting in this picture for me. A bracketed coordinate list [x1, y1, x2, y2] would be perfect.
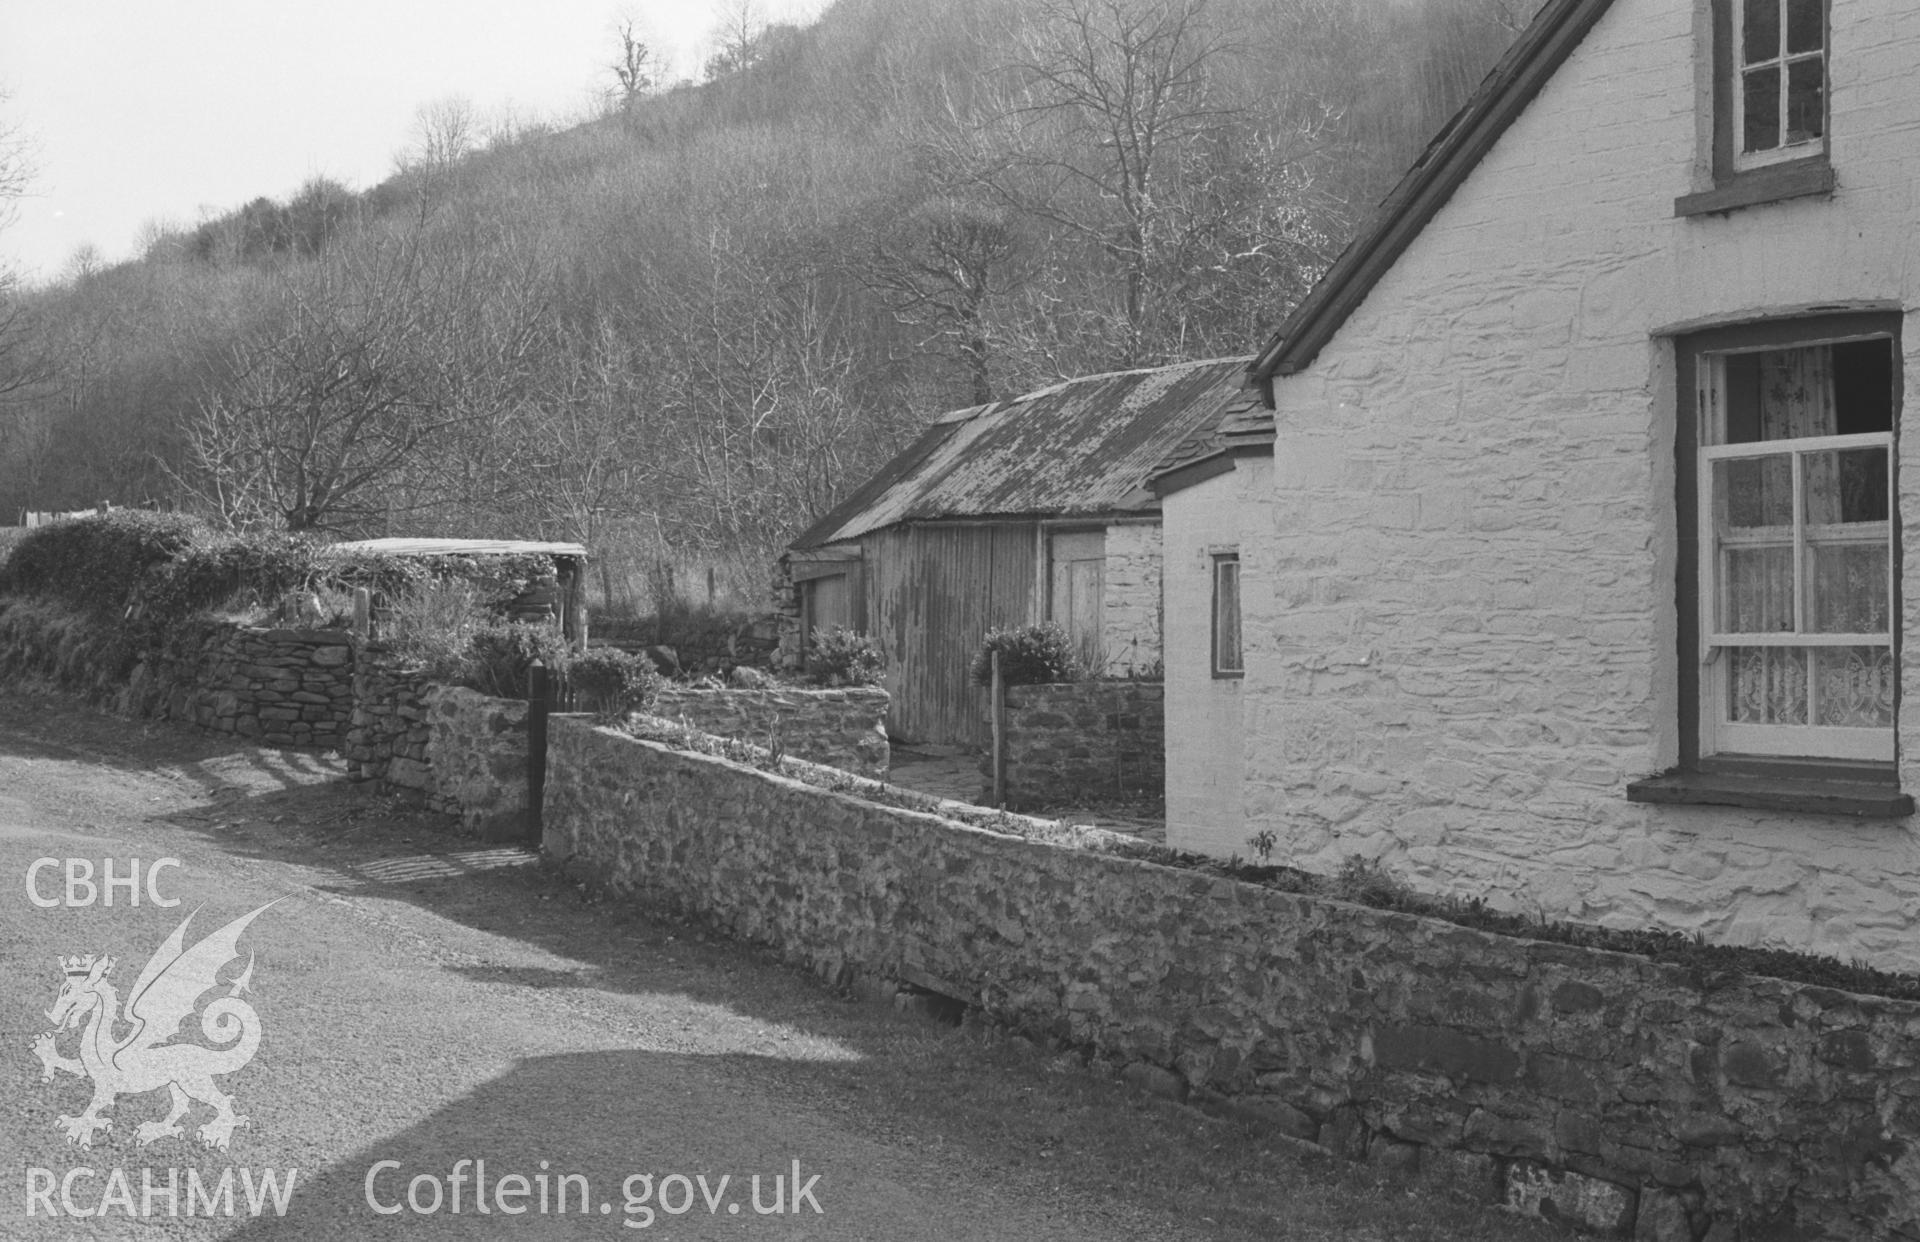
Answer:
[319, 537, 589, 558]
[793, 358, 1251, 549]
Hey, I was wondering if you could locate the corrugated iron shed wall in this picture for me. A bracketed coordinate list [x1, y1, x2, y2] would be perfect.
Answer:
[867, 522, 1038, 747]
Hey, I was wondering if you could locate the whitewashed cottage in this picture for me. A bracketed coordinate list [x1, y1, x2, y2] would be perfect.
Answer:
[1163, 0, 1920, 971]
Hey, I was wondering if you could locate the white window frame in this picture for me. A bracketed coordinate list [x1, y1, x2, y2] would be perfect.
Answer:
[1731, 0, 1826, 171]
[1694, 337, 1896, 763]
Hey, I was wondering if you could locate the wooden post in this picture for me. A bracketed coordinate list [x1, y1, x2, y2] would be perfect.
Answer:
[991, 649, 1006, 808]
[563, 560, 590, 652]
[351, 587, 371, 641]
[528, 659, 550, 845]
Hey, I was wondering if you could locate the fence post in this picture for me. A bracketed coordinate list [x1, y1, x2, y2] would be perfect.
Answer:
[528, 659, 550, 845]
[351, 587, 371, 641]
[991, 650, 1006, 808]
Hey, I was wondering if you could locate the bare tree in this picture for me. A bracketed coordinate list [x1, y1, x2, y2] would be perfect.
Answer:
[610, 18, 657, 109]
[704, 0, 768, 79]
[0, 90, 48, 405]
[860, 193, 1025, 405]
[171, 233, 554, 533]
[410, 96, 477, 174]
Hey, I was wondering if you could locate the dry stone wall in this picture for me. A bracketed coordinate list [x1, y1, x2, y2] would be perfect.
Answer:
[128, 619, 353, 749]
[0, 601, 355, 749]
[652, 685, 888, 778]
[343, 649, 435, 792]
[990, 681, 1162, 809]
[544, 718, 1920, 1241]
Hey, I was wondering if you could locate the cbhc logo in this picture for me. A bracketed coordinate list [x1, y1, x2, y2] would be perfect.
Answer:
[26, 858, 183, 907]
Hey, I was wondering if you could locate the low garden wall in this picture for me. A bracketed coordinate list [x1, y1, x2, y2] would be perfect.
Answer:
[128, 618, 353, 749]
[543, 716, 1919, 1241]
[652, 685, 888, 778]
[0, 599, 355, 749]
[343, 648, 435, 791]
[423, 685, 532, 839]
[992, 681, 1162, 808]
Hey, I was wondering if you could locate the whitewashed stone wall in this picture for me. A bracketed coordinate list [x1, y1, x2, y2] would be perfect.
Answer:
[1164, 458, 1270, 855]
[1100, 521, 1162, 677]
[1242, 0, 1920, 970]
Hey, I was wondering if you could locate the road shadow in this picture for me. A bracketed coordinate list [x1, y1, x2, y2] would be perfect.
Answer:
[0, 689, 340, 805]
[212, 1048, 912, 1241]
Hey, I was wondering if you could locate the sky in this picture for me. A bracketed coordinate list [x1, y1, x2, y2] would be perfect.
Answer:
[0, 0, 820, 284]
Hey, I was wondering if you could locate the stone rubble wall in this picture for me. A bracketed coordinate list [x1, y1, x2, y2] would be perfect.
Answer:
[0, 601, 356, 749]
[343, 648, 436, 791]
[652, 685, 889, 778]
[988, 681, 1163, 809]
[544, 716, 1920, 1242]
[127, 618, 354, 749]
[423, 686, 531, 839]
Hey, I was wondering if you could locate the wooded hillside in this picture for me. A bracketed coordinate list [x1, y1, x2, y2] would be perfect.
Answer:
[0, 0, 1541, 609]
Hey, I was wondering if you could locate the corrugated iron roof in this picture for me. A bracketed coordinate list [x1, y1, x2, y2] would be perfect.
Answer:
[791, 358, 1251, 550]
[318, 538, 588, 559]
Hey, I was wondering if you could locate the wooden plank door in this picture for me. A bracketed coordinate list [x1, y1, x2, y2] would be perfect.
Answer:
[1048, 529, 1105, 674]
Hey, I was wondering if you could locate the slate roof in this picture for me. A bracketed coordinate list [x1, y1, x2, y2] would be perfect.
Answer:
[1145, 387, 1274, 494]
[1250, 0, 1616, 382]
[791, 358, 1253, 550]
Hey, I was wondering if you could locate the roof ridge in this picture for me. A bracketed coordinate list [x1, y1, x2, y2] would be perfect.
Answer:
[1007, 355, 1252, 405]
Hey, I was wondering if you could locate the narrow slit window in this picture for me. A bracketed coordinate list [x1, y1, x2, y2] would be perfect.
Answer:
[1212, 554, 1243, 677]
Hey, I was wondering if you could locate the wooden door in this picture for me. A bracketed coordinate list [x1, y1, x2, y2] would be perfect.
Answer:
[1048, 529, 1105, 673]
[803, 573, 852, 647]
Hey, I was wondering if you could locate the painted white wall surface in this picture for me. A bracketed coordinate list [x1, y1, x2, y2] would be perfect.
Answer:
[1245, 0, 1920, 969]
[1102, 521, 1164, 677]
[1165, 458, 1270, 856]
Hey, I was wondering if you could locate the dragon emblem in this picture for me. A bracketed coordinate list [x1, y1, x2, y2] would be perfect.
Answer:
[32, 902, 274, 1152]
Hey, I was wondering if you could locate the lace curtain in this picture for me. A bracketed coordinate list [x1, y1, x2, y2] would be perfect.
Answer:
[1722, 345, 1893, 729]
[1722, 347, 1834, 634]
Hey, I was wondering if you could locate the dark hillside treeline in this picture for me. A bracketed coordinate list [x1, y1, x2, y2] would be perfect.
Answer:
[0, 0, 1541, 609]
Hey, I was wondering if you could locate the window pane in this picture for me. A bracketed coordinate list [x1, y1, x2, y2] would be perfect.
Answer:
[1716, 456, 1794, 634]
[1743, 66, 1781, 152]
[1722, 546, 1795, 632]
[1820, 446, 1888, 525]
[1785, 0, 1822, 54]
[1787, 57, 1824, 145]
[1805, 448, 1890, 634]
[1719, 455, 1793, 528]
[1812, 646, 1894, 728]
[1724, 345, 1837, 443]
[1808, 543, 1889, 633]
[1742, 0, 1781, 65]
[1727, 646, 1807, 724]
[1214, 559, 1242, 672]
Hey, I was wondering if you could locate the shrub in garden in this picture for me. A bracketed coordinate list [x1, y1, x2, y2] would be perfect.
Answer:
[0, 511, 210, 622]
[423, 620, 572, 699]
[969, 622, 1082, 687]
[807, 627, 884, 687]
[568, 647, 664, 718]
[137, 532, 323, 630]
